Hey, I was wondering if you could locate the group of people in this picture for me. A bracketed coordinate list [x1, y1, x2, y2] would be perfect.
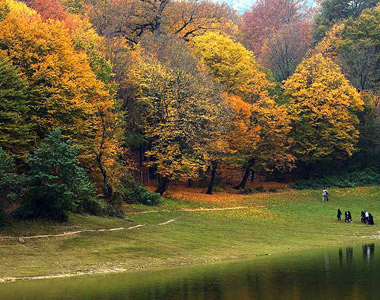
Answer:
[337, 208, 374, 225]
[337, 209, 352, 223]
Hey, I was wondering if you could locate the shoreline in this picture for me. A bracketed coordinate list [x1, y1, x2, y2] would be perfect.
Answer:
[1, 235, 376, 284]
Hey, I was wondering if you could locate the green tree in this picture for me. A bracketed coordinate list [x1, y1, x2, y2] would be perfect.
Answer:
[0, 147, 23, 226]
[19, 128, 95, 221]
[0, 58, 33, 161]
[338, 7, 380, 92]
[314, 0, 379, 41]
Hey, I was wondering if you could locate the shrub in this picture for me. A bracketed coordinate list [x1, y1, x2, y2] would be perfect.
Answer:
[254, 186, 266, 193]
[17, 128, 95, 221]
[240, 187, 255, 194]
[121, 178, 161, 206]
[294, 169, 380, 190]
[214, 186, 223, 193]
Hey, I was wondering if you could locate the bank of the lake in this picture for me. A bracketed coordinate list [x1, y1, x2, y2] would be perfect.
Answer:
[1, 186, 380, 282]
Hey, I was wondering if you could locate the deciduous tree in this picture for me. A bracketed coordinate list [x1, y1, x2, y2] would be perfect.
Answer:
[242, 0, 310, 56]
[313, 0, 379, 42]
[284, 53, 363, 177]
[192, 32, 270, 101]
[0, 58, 33, 161]
[261, 21, 312, 81]
[338, 7, 380, 92]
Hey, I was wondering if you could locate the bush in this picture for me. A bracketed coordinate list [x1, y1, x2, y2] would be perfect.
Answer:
[240, 187, 255, 194]
[17, 129, 95, 221]
[121, 178, 161, 206]
[294, 169, 380, 190]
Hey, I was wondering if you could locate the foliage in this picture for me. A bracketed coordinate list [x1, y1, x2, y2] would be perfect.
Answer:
[338, 7, 380, 92]
[0, 58, 33, 161]
[350, 92, 380, 171]
[0, 0, 110, 163]
[242, 0, 310, 56]
[192, 32, 270, 101]
[294, 168, 380, 189]
[313, 0, 379, 42]
[284, 53, 363, 164]
[0, 147, 24, 226]
[312, 23, 344, 60]
[261, 21, 312, 81]
[122, 180, 161, 206]
[128, 37, 224, 194]
[252, 99, 295, 174]
[86, 0, 238, 45]
[18, 128, 96, 221]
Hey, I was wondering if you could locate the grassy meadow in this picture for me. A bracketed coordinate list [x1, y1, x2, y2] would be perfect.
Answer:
[1, 185, 380, 281]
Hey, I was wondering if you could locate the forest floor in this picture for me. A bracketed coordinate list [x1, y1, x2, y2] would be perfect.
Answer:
[1, 184, 380, 282]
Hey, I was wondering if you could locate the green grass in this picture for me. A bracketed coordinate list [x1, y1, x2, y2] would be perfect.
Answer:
[1, 186, 380, 280]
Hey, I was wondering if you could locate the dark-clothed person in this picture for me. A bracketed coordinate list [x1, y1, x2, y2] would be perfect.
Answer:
[337, 209, 342, 221]
[348, 211, 352, 222]
[361, 211, 366, 223]
[368, 213, 374, 225]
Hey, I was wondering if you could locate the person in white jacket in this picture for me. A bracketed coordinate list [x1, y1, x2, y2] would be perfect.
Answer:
[322, 188, 329, 202]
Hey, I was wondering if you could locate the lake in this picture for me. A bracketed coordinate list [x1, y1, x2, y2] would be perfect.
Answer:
[0, 243, 378, 299]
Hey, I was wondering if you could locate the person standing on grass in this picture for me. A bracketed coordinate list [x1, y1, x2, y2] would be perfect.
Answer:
[322, 188, 329, 202]
[365, 210, 369, 223]
[337, 208, 342, 221]
[361, 211, 366, 223]
[368, 213, 374, 225]
[345, 211, 349, 223]
[348, 211, 352, 222]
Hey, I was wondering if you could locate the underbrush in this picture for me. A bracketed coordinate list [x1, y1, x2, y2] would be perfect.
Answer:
[294, 169, 380, 189]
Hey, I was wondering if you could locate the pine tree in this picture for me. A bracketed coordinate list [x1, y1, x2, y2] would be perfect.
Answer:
[19, 128, 95, 221]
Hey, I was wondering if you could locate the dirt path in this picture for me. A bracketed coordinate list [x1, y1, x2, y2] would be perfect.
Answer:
[0, 206, 260, 242]
[0, 224, 147, 241]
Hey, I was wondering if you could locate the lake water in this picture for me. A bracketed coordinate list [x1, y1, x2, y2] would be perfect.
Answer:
[1, 243, 379, 300]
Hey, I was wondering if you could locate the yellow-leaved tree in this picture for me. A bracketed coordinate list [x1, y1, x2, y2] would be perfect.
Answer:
[127, 38, 225, 195]
[284, 53, 363, 178]
[192, 32, 294, 190]
[192, 32, 270, 102]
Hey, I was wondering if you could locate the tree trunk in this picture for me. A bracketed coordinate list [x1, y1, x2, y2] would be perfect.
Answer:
[139, 145, 144, 167]
[156, 176, 170, 195]
[96, 115, 113, 199]
[250, 170, 255, 183]
[188, 179, 193, 188]
[97, 155, 113, 199]
[235, 158, 255, 190]
[206, 161, 218, 194]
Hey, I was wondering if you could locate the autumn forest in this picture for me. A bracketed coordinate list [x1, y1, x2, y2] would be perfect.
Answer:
[1, 0, 380, 223]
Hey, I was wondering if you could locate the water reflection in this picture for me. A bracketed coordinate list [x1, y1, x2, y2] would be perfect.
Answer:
[363, 244, 375, 259]
[0, 243, 379, 300]
[346, 246, 354, 264]
[339, 248, 343, 267]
